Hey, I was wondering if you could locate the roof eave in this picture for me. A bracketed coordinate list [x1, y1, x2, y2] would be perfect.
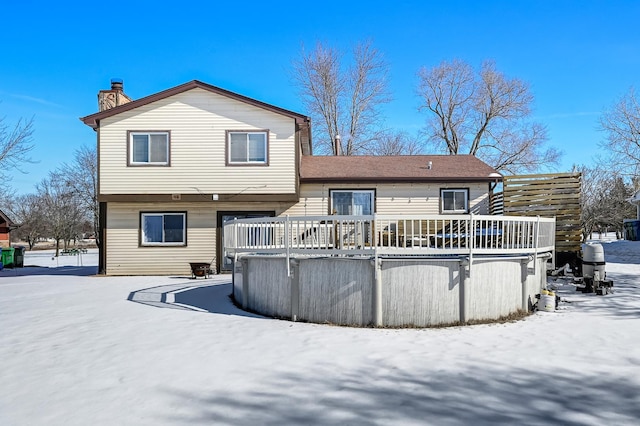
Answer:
[300, 176, 503, 184]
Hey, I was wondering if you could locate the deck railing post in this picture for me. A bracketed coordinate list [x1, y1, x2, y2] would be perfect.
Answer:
[285, 215, 290, 277]
[533, 215, 540, 275]
[468, 214, 474, 278]
[373, 213, 378, 247]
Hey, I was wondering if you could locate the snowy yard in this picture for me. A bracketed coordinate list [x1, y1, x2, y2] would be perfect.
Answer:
[1, 239, 639, 425]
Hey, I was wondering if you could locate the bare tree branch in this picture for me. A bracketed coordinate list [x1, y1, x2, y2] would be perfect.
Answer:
[56, 145, 100, 250]
[418, 59, 474, 155]
[0, 115, 36, 182]
[370, 131, 424, 156]
[344, 41, 392, 155]
[293, 42, 342, 154]
[600, 87, 640, 178]
[417, 59, 560, 173]
[292, 40, 390, 155]
[8, 193, 45, 250]
[37, 172, 86, 256]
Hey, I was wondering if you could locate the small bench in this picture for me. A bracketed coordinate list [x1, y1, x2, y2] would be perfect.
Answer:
[60, 248, 89, 256]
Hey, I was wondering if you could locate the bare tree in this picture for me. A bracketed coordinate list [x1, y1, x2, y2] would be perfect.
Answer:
[370, 131, 423, 156]
[9, 194, 45, 250]
[0, 184, 15, 207]
[293, 40, 390, 155]
[37, 173, 84, 256]
[578, 163, 636, 240]
[602, 176, 636, 238]
[0, 115, 35, 182]
[600, 87, 640, 178]
[56, 145, 99, 248]
[578, 164, 608, 240]
[417, 59, 561, 173]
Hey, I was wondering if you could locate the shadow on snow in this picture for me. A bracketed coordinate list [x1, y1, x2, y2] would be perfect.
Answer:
[127, 278, 263, 319]
[553, 269, 640, 320]
[158, 362, 640, 426]
[0, 265, 98, 277]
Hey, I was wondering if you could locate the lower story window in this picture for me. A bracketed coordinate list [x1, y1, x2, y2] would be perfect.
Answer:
[441, 189, 469, 213]
[141, 212, 186, 245]
[330, 190, 374, 215]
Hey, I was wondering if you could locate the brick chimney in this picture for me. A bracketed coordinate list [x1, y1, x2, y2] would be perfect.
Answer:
[98, 78, 132, 112]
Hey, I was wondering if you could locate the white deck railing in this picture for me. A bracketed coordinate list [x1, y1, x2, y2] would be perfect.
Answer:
[224, 214, 556, 258]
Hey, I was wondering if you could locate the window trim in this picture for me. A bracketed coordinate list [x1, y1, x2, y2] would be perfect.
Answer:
[440, 188, 470, 214]
[127, 130, 171, 166]
[329, 189, 376, 215]
[139, 211, 187, 247]
[225, 130, 269, 166]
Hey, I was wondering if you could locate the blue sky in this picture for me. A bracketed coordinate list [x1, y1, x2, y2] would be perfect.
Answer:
[2, 0, 639, 194]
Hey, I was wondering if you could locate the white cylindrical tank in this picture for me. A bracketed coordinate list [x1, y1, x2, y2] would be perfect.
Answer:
[582, 243, 606, 278]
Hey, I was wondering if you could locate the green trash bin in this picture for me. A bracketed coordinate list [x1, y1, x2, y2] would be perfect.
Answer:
[624, 220, 640, 241]
[1, 247, 15, 268]
[0, 247, 3, 270]
[14, 246, 25, 268]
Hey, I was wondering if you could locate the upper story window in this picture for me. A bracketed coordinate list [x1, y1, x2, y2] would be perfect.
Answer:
[441, 188, 469, 214]
[227, 131, 268, 165]
[129, 131, 169, 165]
[141, 212, 186, 246]
[330, 190, 374, 215]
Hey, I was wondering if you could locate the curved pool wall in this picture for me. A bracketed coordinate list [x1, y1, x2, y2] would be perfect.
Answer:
[232, 254, 549, 327]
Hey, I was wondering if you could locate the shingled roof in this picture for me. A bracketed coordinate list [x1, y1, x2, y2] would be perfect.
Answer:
[300, 155, 502, 183]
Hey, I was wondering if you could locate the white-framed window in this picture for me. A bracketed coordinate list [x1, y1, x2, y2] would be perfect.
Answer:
[441, 188, 469, 213]
[141, 212, 186, 246]
[330, 190, 374, 215]
[129, 132, 169, 165]
[227, 131, 268, 164]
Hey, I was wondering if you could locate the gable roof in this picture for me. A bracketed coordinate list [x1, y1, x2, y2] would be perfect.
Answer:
[300, 155, 502, 183]
[0, 209, 16, 228]
[80, 80, 311, 129]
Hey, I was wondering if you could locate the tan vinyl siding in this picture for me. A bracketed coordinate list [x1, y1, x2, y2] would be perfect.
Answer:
[282, 183, 490, 216]
[105, 201, 297, 275]
[99, 88, 297, 195]
[106, 202, 216, 275]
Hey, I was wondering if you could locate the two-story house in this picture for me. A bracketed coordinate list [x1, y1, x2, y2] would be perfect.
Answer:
[82, 80, 501, 275]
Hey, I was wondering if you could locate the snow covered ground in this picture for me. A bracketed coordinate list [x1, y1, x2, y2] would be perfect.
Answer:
[1, 239, 639, 426]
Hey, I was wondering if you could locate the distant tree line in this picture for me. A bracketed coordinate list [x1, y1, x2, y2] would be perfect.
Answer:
[6, 145, 98, 256]
[579, 165, 637, 240]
